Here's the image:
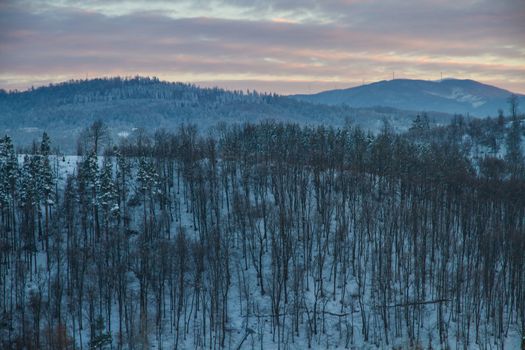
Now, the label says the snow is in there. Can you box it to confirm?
[426,87,486,108]
[7,142,524,349]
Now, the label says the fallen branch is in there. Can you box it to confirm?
[385,299,450,308]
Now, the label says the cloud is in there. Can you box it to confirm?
[0,0,524,94]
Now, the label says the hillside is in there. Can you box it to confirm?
[0,121,523,349]
[292,78,522,117]
[0,77,454,151]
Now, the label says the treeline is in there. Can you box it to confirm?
[0,76,283,106]
[0,118,524,349]
[0,76,361,149]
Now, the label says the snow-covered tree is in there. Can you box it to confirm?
[38,132,55,205]
[0,135,18,208]
[136,157,159,238]
[81,150,101,238]
[98,157,119,236]
[0,135,19,246]
[504,94,523,178]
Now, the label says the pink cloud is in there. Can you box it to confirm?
[0,1,524,93]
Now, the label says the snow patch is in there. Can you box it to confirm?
[425,87,486,108]
[19,127,40,132]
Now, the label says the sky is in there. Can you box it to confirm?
[0,0,524,94]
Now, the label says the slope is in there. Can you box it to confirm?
[292,78,522,117]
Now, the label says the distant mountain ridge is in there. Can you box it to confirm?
[292,78,523,117]
[0,76,456,151]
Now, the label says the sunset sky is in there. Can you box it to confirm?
[1,0,524,94]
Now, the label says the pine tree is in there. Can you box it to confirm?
[505,95,523,178]
[98,157,119,237]
[409,113,430,133]
[35,132,56,269]
[505,117,523,178]
[19,156,38,254]
[115,149,131,228]
[39,132,55,206]
[19,156,34,205]
[0,135,19,248]
[0,136,10,209]
[82,151,101,239]
[136,157,159,238]
[0,135,18,203]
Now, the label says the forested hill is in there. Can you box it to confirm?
[292,78,523,117]
[0,121,523,349]
[0,76,454,151]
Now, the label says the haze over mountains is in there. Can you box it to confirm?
[293,78,522,117]
[0,76,520,151]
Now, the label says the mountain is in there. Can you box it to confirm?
[292,78,522,117]
[0,77,454,152]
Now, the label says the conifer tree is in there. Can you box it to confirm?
[99,157,119,237]
[82,151,101,239]
[35,132,56,267]
[505,96,523,178]
[0,135,19,248]
[137,157,159,238]
[19,155,38,255]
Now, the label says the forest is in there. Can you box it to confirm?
[0,108,524,349]
[0,77,454,152]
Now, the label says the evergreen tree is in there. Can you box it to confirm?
[505,94,523,178]
[82,150,101,238]
[136,157,159,237]
[98,157,119,236]
[38,132,55,206]
[137,157,159,196]
[0,135,18,204]
[115,148,131,228]
[505,117,523,178]
[18,156,36,208]
[409,113,430,133]
[35,133,56,268]
[0,135,19,247]
[18,155,39,260]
